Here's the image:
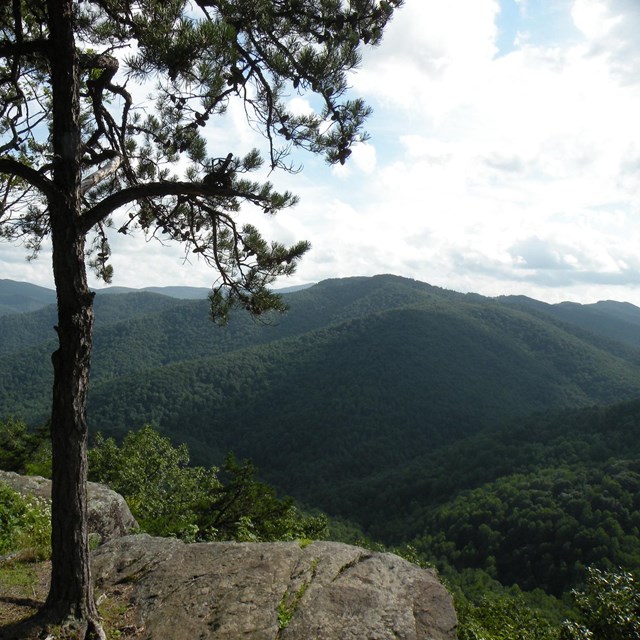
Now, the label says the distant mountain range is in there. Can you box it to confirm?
[0,279,214,315]
[0,279,57,315]
[0,279,316,316]
[2,273,640,509]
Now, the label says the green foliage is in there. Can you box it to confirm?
[6,274,640,443]
[447,567,572,640]
[89,425,219,539]
[0,483,51,561]
[0,417,50,476]
[443,567,571,627]
[457,593,560,640]
[412,462,640,595]
[88,425,326,543]
[24,436,52,478]
[200,453,327,542]
[560,567,640,640]
[76,282,640,531]
[4,276,640,625]
[0,417,33,472]
[277,558,319,631]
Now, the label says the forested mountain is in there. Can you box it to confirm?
[408,400,640,598]
[2,275,640,510]
[2,274,640,607]
[2,276,640,430]
[0,279,212,316]
[500,294,640,351]
[0,279,57,315]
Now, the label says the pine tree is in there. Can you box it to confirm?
[0,0,401,636]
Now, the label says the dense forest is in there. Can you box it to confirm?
[1,275,639,636]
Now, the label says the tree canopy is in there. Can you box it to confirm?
[0,0,401,315]
[0,0,402,635]
[88,425,327,542]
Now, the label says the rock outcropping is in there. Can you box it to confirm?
[1,473,457,638]
[0,470,137,544]
[92,534,458,640]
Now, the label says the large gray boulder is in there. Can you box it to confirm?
[0,470,137,544]
[92,534,457,640]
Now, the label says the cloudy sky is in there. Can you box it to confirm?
[3,0,640,305]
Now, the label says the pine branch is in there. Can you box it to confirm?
[80,155,123,194]
[79,180,260,232]
[0,157,58,200]
[0,38,50,58]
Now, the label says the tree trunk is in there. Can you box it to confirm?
[42,1,104,636]
[45,230,99,630]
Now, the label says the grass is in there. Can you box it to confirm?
[0,559,50,636]
[0,558,143,639]
[0,482,141,638]
[276,557,320,631]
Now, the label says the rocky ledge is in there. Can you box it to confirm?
[92,534,458,640]
[0,472,457,639]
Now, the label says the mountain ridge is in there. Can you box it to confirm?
[3,274,640,526]
[3,274,640,603]
[0,279,57,315]
[0,278,316,316]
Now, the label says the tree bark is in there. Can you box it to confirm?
[45,228,99,629]
[42,1,104,636]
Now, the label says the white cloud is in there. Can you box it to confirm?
[352,0,500,117]
[302,0,640,303]
[572,0,622,39]
[8,0,640,307]
[287,96,315,117]
[1,241,57,289]
[570,0,640,81]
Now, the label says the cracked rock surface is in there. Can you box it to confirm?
[92,534,457,640]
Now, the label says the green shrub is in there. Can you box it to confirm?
[457,593,560,640]
[0,482,51,561]
[0,417,52,478]
[88,425,327,543]
[560,567,640,640]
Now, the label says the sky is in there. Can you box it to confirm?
[3,0,640,305]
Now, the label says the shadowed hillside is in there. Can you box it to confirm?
[3,275,640,523]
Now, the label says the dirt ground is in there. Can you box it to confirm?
[0,559,143,640]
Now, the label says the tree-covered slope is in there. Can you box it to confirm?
[404,400,640,596]
[77,289,640,520]
[0,290,188,357]
[3,275,640,474]
[0,291,196,419]
[0,275,463,419]
[3,274,640,605]
[500,295,640,351]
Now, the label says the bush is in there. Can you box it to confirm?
[0,482,51,561]
[0,417,51,477]
[88,425,327,542]
[456,593,560,640]
[560,567,640,640]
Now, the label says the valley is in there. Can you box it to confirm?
[1,274,639,625]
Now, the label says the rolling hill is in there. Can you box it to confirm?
[2,275,640,526]
[0,279,57,315]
